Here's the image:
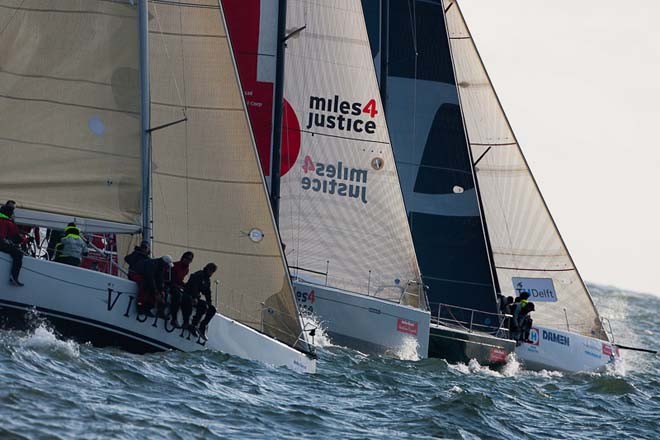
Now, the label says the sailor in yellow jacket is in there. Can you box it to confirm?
[54,223,88,267]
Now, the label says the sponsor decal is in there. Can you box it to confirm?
[488,348,508,363]
[301,156,369,204]
[542,329,570,346]
[584,350,602,359]
[397,318,418,336]
[295,289,315,314]
[306,95,378,134]
[512,277,558,302]
[602,343,619,357]
[528,327,540,346]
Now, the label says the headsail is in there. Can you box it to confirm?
[277,0,423,303]
[444,0,606,339]
[361,0,499,315]
[148,0,307,348]
[0,0,141,226]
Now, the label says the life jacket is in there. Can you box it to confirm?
[56,227,87,259]
[0,212,19,242]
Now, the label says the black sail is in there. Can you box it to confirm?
[363,0,499,318]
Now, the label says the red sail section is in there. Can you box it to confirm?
[223,0,300,177]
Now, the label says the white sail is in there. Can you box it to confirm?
[0,1,141,226]
[280,0,422,302]
[444,0,606,339]
[148,0,306,348]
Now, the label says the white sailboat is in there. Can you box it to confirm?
[0,0,315,373]
[442,0,620,372]
[223,0,431,358]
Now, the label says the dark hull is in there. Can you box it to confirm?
[428,324,515,367]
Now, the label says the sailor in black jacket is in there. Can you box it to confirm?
[182,263,217,339]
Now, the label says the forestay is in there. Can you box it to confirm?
[0,0,141,226]
[148,0,306,348]
[443,0,606,339]
[281,0,422,302]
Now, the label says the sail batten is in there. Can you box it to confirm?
[444,0,606,340]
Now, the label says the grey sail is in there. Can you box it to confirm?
[443,0,606,339]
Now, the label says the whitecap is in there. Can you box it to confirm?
[20,324,79,358]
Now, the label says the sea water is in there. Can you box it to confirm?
[0,284,657,439]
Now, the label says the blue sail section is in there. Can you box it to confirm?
[362,0,499,316]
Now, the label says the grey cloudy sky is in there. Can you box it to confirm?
[458,0,660,295]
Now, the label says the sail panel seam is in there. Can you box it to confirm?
[0,136,139,159]
[153,239,281,258]
[153,170,261,185]
[496,266,576,273]
[296,129,389,145]
[0,94,139,116]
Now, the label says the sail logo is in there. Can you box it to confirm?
[512,277,558,302]
[305,95,378,134]
[301,155,368,204]
[528,328,540,346]
[542,329,570,346]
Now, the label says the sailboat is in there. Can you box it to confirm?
[0,0,315,373]
[222,0,432,358]
[441,0,619,372]
[361,0,515,366]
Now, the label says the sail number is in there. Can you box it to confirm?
[296,289,315,314]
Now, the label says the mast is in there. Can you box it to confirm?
[138,0,152,249]
[270,0,288,227]
[379,0,389,108]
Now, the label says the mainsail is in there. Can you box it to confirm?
[443,0,606,339]
[0,0,141,226]
[362,0,499,315]
[274,0,423,302]
[148,0,306,347]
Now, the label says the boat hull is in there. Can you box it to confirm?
[428,323,515,367]
[293,279,430,358]
[0,255,315,373]
[515,325,620,373]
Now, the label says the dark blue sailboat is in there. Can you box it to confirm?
[363,0,514,366]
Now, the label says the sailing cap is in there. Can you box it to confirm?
[162,255,174,267]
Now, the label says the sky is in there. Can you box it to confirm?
[457,0,660,295]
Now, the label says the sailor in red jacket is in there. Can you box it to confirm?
[167,251,194,328]
[0,200,24,286]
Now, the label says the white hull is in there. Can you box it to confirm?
[515,325,620,373]
[293,278,430,358]
[0,255,315,373]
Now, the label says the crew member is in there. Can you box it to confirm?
[182,263,217,339]
[0,201,23,286]
[136,255,173,316]
[167,251,194,328]
[54,223,88,266]
[125,240,150,281]
[511,301,535,344]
